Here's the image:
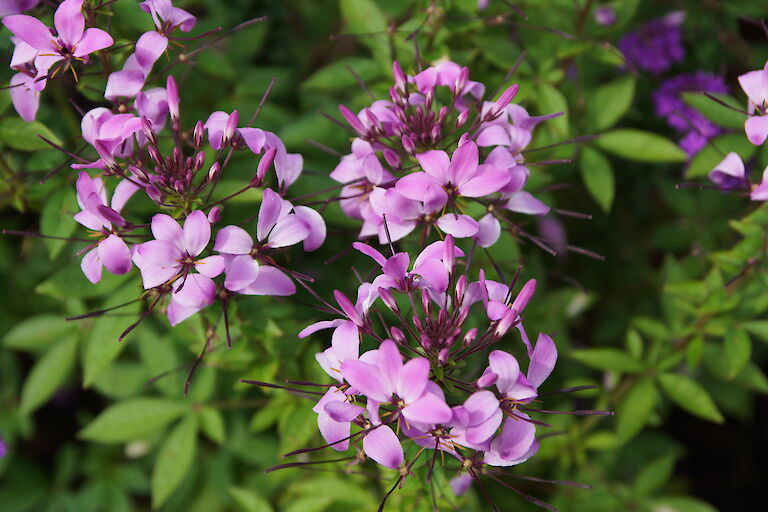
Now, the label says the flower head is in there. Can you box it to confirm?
[618,12,685,74]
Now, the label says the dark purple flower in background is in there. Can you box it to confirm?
[0,435,7,458]
[594,6,616,27]
[618,12,685,74]
[653,71,729,155]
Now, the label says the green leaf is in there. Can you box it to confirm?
[742,320,768,344]
[571,348,645,373]
[537,83,569,136]
[723,329,751,379]
[681,92,746,130]
[634,455,676,497]
[3,314,76,352]
[650,496,719,512]
[588,75,635,130]
[79,399,189,443]
[657,373,724,423]
[199,406,225,444]
[579,147,614,212]
[616,377,658,442]
[339,0,390,63]
[151,415,198,509]
[40,187,78,259]
[303,58,380,91]
[686,134,757,178]
[595,129,687,163]
[228,487,274,512]
[0,118,62,151]
[19,336,78,414]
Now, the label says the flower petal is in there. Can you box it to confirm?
[267,215,310,248]
[98,234,132,275]
[3,15,56,51]
[238,266,295,296]
[293,205,326,251]
[459,165,511,197]
[528,333,557,388]
[9,73,40,122]
[257,188,283,242]
[172,273,216,308]
[340,360,390,402]
[73,28,113,57]
[745,115,768,146]
[195,255,225,278]
[223,254,259,291]
[214,225,253,255]
[136,239,180,268]
[396,357,429,404]
[449,140,479,186]
[488,350,521,395]
[80,248,102,283]
[402,392,452,425]
[54,0,84,46]
[151,214,184,247]
[183,210,210,256]
[415,150,450,183]
[363,425,403,469]
[505,191,550,215]
[436,213,479,238]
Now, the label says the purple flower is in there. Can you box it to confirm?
[0,435,8,458]
[738,61,768,146]
[3,0,113,73]
[341,339,453,426]
[618,12,685,74]
[132,211,224,325]
[140,0,196,35]
[594,6,616,26]
[708,152,747,190]
[73,172,139,283]
[312,386,364,452]
[652,72,729,155]
[72,108,143,169]
[105,31,168,100]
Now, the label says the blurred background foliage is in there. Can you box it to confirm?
[1,0,767,510]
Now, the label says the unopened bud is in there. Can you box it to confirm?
[338,104,367,137]
[425,88,434,110]
[166,76,180,123]
[208,161,221,182]
[454,274,467,305]
[438,348,450,365]
[437,106,449,124]
[193,120,204,149]
[194,151,206,171]
[401,135,416,155]
[364,109,380,131]
[454,306,469,327]
[454,67,469,97]
[487,84,519,121]
[253,147,277,186]
[392,61,407,95]
[456,108,469,128]
[383,149,401,169]
[145,184,162,203]
[430,124,441,142]
[391,326,406,345]
[207,206,221,224]
[223,110,239,146]
[494,308,518,339]
[421,289,432,316]
[509,279,536,316]
[147,145,163,166]
[141,116,157,145]
[462,327,478,347]
[334,290,364,327]
[443,234,455,272]
[378,287,399,313]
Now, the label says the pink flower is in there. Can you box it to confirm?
[3,0,113,72]
[0,0,39,17]
[73,172,139,283]
[105,31,168,100]
[72,108,143,169]
[140,0,196,35]
[738,61,768,145]
[312,386,364,452]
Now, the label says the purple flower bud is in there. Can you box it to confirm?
[421,289,432,316]
[334,290,364,327]
[193,120,204,149]
[494,308,518,339]
[395,106,407,124]
[412,315,424,334]
[194,151,206,171]
[141,116,157,145]
[208,161,221,182]
[383,149,401,169]
[437,106,449,124]
[148,145,163,166]
[167,76,180,122]
[425,88,434,110]
[253,147,277,186]
[173,179,185,194]
[224,110,239,146]
[454,274,467,305]
[510,279,536,315]
[438,348,450,365]
[420,334,432,351]
[378,287,399,313]
[207,206,221,224]
[391,326,406,345]
[172,146,183,164]
[97,205,127,227]
[443,234,455,272]
[128,165,148,182]
[456,109,469,128]
[454,67,469,96]
[339,104,367,137]
[487,84,519,120]
[463,327,478,347]
[401,135,416,155]
[430,124,441,142]
[393,61,407,94]
[364,109,381,131]
[454,306,469,327]
[389,86,399,104]
[145,184,163,203]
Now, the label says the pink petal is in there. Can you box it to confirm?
[54,0,84,46]
[324,400,364,423]
[267,215,310,248]
[299,319,344,338]
[488,350,520,395]
[3,15,56,52]
[137,239,180,268]
[80,248,102,283]
[528,333,557,388]
[476,124,511,147]
[151,214,183,247]
[132,249,178,289]
[395,172,444,203]
[237,266,295,296]
[436,213,479,238]
[466,407,503,445]
[224,254,259,291]
[183,210,211,256]
[172,273,216,308]
[494,415,537,462]
[195,255,225,279]
[133,30,167,70]
[352,242,387,267]
[167,297,202,326]
[376,339,402,395]
[293,206,326,251]
[476,213,500,248]
[97,234,132,275]
[411,259,449,293]
[396,358,429,404]
[402,392,452,425]
[257,188,283,242]
[317,410,352,452]
[448,140,479,186]
[415,151,450,183]
[738,66,768,109]
[73,28,112,58]
[9,73,40,122]
[331,320,360,362]
[340,360,391,402]
[214,225,253,255]
[459,165,511,197]
[462,390,501,425]
[363,426,403,469]
[110,179,140,213]
[450,474,474,496]
[505,191,550,215]
[745,115,768,146]
[105,69,146,100]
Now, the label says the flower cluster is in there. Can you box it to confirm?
[332,60,559,248]
[653,72,729,155]
[3,0,113,120]
[618,12,685,74]
[708,59,768,199]
[261,236,568,507]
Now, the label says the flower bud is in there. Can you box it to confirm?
[401,135,416,155]
[462,327,478,347]
[438,348,450,365]
[383,149,401,169]
[193,120,204,149]
[334,290,364,327]
[338,104,367,137]
[207,206,221,224]
[364,109,380,132]
[147,145,163,166]
[223,110,239,146]
[208,161,221,182]
[420,289,432,316]
[455,108,469,128]
[166,76,180,123]
[454,274,467,306]
[486,84,519,121]
[425,88,434,110]
[392,61,407,95]
[494,308,518,339]
[437,106,449,124]
[253,147,277,186]
[194,151,206,171]
[454,67,469,97]
[430,124,441,142]
[443,234,455,272]
[128,165,148,182]
[510,279,536,316]
[391,326,406,345]
[141,116,157,145]
[378,287,399,313]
